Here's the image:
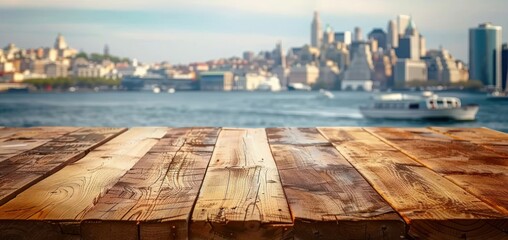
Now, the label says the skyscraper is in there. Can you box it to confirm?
[469,23,502,88]
[354,27,363,41]
[502,43,508,91]
[387,20,398,49]
[311,11,322,48]
[397,17,420,60]
[368,28,387,51]
[397,15,411,36]
[334,31,352,45]
[341,43,374,91]
[323,25,335,45]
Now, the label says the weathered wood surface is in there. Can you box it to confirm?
[191,128,293,239]
[367,127,508,216]
[0,127,506,240]
[0,127,77,163]
[0,127,126,206]
[0,128,166,223]
[267,128,405,240]
[83,127,220,240]
[318,127,508,240]
[431,127,508,155]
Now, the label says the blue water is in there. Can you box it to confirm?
[0,91,507,132]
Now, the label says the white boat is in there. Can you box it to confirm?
[152,87,161,94]
[487,91,508,101]
[168,88,176,94]
[360,92,479,121]
[319,89,334,99]
[288,83,311,91]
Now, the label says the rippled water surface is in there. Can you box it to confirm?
[1,91,507,132]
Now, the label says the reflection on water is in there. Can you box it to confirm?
[0,91,506,132]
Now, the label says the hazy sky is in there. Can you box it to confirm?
[1,0,507,64]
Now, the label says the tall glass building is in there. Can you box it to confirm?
[469,23,502,89]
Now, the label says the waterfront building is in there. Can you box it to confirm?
[273,42,286,67]
[354,27,363,42]
[396,17,420,60]
[318,61,340,89]
[53,34,77,59]
[199,71,234,91]
[75,64,109,78]
[372,53,392,89]
[116,65,149,78]
[243,51,255,62]
[321,42,350,71]
[424,48,462,83]
[368,28,387,51]
[393,59,428,85]
[272,65,289,88]
[311,11,322,48]
[235,73,265,91]
[30,59,49,75]
[288,64,319,86]
[323,25,335,45]
[334,31,352,45]
[45,62,69,78]
[341,43,373,91]
[387,20,399,49]
[456,60,470,82]
[502,43,508,91]
[44,48,58,62]
[469,23,502,89]
[397,15,411,36]
[297,45,320,64]
[420,35,427,57]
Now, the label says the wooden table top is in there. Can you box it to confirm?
[0,127,506,240]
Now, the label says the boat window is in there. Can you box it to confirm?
[437,100,444,104]
[446,100,453,106]
[409,103,419,109]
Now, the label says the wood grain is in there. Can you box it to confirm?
[191,128,292,239]
[318,127,508,240]
[0,127,78,163]
[268,128,405,239]
[430,127,508,156]
[82,127,220,240]
[266,127,330,145]
[0,127,167,222]
[367,127,508,216]
[0,127,126,206]
[0,220,80,240]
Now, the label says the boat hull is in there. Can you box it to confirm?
[360,105,479,121]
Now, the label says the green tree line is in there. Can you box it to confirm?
[75,52,130,64]
[24,77,120,89]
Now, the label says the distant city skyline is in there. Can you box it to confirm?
[1,0,507,64]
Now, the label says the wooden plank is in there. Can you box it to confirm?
[0,127,126,206]
[267,128,405,239]
[266,127,330,145]
[430,127,508,156]
[367,127,508,215]
[0,127,167,223]
[190,128,292,239]
[0,127,78,163]
[318,127,508,240]
[82,127,220,240]
[0,220,80,240]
